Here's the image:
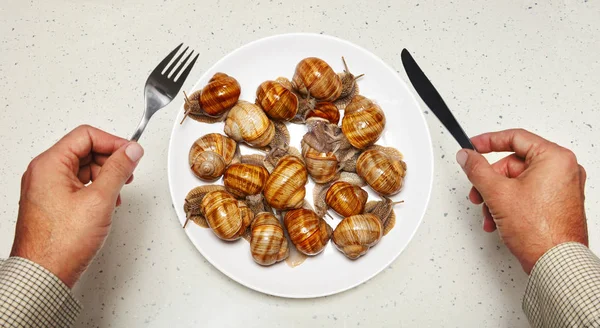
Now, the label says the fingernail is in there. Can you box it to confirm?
[456,150,468,168]
[125,142,144,162]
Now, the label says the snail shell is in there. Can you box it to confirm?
[224,100,275,148]
[200,73,241,117]
[263,155,307,210]
[305,102,340,125]
[332,214,383,259]
[189,133,239,181]
[325,181,368,217]
[341,95,386,149]
[256,80,299,121]
[284,208,332,256]
[301,141,340,184]
[356,147,407,196]
[292,57,342,102]
[250,212,289,266]
[223,163,270,198]
[200,190,252,241]
[183,185,226,228]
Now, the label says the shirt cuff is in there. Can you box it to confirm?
[0,257,81,327]
[523,242,600,328]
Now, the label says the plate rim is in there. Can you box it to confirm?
[167,32,434,298]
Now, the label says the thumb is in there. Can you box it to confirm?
[456,149,503,197]
[92,142,144,199]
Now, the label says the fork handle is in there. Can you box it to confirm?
[130,114,150,142]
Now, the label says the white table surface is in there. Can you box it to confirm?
[1,1,599,327]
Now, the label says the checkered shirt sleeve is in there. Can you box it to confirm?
[0,257,81,327]
[523,242,600,327]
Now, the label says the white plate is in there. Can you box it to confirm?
[168,33,433,298]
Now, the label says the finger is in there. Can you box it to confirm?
[490,154,527,179]
[91,142,144,200]
[456,149,505,198]
[77,165,92,184]
[469,187,484,204]
[125,174,134,184]
[471,129,552,160]
[482,204,497,232]
[116,194,122,207]
[579,165,587,191]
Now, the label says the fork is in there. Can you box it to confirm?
[130,44,199,141]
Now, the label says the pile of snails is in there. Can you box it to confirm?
[181,57,407,267]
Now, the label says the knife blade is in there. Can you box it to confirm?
[401,49,475,150]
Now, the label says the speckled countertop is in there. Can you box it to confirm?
[1,1,599,327]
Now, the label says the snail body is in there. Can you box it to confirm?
[325,181,368,217]
[223,163,269,198]
[341,95,386,149]
[224,100,275,148]
[332,214,383,259]
[200,190,253,241]
[284,209,332,256]
[189,133,238,181]
[263,155,307,210]
[256,80,299,121]
[292,57,342,102]
[181,73,241,123]
[356,147,406,196]
[250,213,289,266]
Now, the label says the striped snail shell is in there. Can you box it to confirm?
[189,133,238,181]
[256,80,299,121]
[223,163,270,198]
[356,147,406,196]
[325,181,368,217]
[301,140,340,184]
[292,57,342,102]
[305,102,340,125]
[200,190,252,241]
[263,155,307,210]
[224,100,275,148]
[284,208,332,256]
[332,214,383,259]
[250,212,289,266]
[200,73,241,117]
[341,95,386,149]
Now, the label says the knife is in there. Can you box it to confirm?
[401,49,475,150]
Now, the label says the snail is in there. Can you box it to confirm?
[183,185,226,228]
[292,57,342,102]
[284,208,332,256]
[334,57,364,111]
[223,163,270,198]
[263,155,307,210]
[256,80,299,121]
[341,95,386,149]
[325,181,368,217]
[301,139,339,184]
[189,133,239,181]
[305,102,340,125]
[332,214,383,259]
[365,197,404,236]
[357,146,406,196]
[200,190,253,241]
[250,212,289,266]
[181,73,241,123]
[224,100,275,148]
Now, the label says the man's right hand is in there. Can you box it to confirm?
[456,129,588,274]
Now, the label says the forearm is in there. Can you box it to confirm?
[0,257,81,327]
[523,242,600,327]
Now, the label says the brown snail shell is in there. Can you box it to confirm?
[200,73,241,117]
[256,80,299,121]
[292,57,342,102]
[305,102,340,125]
[341,95,386,149]
[332,214,383,259]
[250,212,289,266]
[284,208,332,256]
[263,155,307,210]
[200,190,252,241]
[223,163,270,198]
[224,100,275,148]
[183,185,226,228]
[301,140,339,184]
[189,133,239,181]
[325,181,368,217]
[356,147,407,196]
